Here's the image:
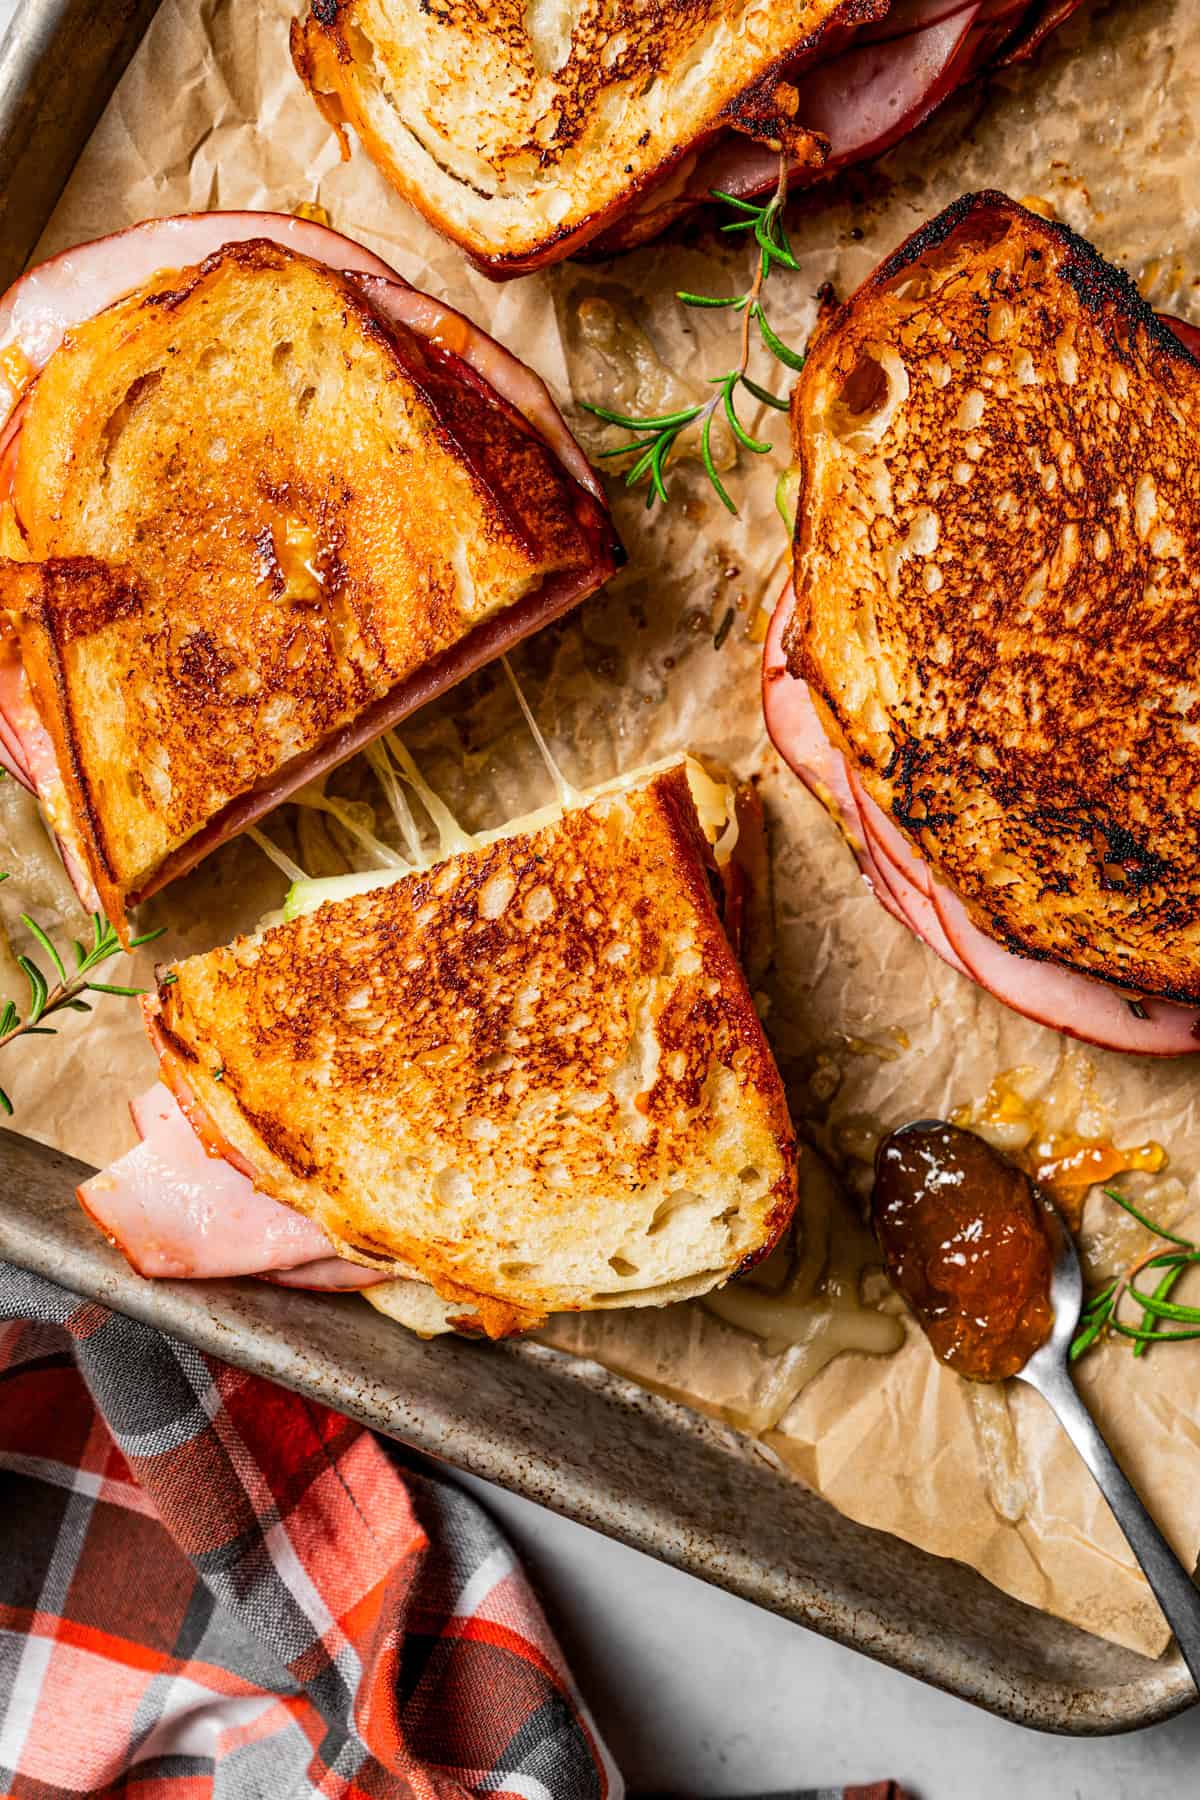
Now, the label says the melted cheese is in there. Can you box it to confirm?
[967,1382,1028,1524]
[282,752,738,923]
[700,1152,905,1434]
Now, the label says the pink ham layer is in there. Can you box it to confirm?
[0,631,101,911]
[77,1082,390,1288]
[763,585,1200,1056]
[0,210,617,907]
[590,0,1084,252]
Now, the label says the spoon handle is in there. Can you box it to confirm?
[1022,1359,1200,1687]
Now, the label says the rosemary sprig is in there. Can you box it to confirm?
[1070,1187,1200,1362]
[581,155,804,515]
[0,892,163,1116]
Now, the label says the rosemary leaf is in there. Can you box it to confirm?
[648,435,671,508]
[677,292,745,309]
[85,980,147,998]
[18,956,48,1025]
[1102,1185,1195,1250]
[0,1086,11,1117]
[754,203,799,273]
[753,305,806,372]
[708,189,761,213]
[1109,1319,1200,1344]
[1124,1284,1200,1325]
[700,409,736,515]
[722,381,772,456]
[1069,1315,1106,1362]
[129,925,167,950]
[20,914,66,983]
[581,401,701,431]
[623,439,661,489]
[741,375,790,411]
[1133,1263,1186,1358]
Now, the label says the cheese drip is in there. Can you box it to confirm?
[702,1154,905,1435]
[273,665,739,923]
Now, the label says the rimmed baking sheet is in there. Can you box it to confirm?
[2,1128,1193,1734]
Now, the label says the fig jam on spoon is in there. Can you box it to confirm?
[873,1121,1054,1381]
[873,1120,1200,1688]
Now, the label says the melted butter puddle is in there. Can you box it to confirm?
[702,1154,905,1436]
[257,513,325,605]
[967,1384,1029,1524]
[950,1057,1166,1230]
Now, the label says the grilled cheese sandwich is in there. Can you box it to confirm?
[766,192,1200,1054]
[291,0,1087,276]
[80,759,797,1335]
[0,215,620,935]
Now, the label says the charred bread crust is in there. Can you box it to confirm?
[789,192,1200,1001]
[151,765,798,1328]
[0,557,138,929]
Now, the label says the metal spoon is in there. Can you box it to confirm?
[1022,1186,1200,1687]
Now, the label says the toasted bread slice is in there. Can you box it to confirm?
[0,239,611,930]
[788,192,1200,1004]
[290,0,864,276]
[147,763,797,1332]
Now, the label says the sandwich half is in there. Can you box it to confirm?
[79,758,797,1337]
[291,0,1086,277]
[0,212,620,935]
[766,191,1200,1055]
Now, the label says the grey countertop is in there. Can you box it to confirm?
[466,1470,1200,1796]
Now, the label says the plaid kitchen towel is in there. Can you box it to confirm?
[0,1263,623,1800]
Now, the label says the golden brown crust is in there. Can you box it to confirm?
[4,238,614,936]
[150,766,797,1331]
[0,559,144,928]
[290,0,881,275]
[788,191,1200,1002]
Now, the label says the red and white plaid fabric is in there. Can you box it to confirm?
[0,1264,622,1799]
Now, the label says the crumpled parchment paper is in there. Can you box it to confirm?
[6,0,1199,1659]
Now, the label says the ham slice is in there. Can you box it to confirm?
[261,1259,396,1291]
[997,0,1085,64]
[848,765,970,974]
[79,1083,389,1286]
[787,3,982,176]
[0,638,61,798]
[762,587,908,928]
[1161,313,1200,361]
[928,883,1200,1056]
[0,646,35,794]
[0,633,100,909]
[0,395,26,500]
[762,584,1200,1054]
